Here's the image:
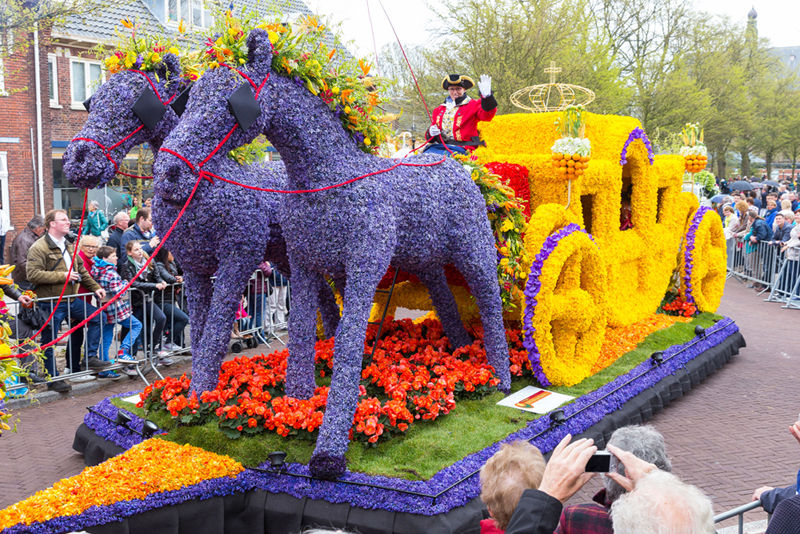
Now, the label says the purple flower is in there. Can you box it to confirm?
[620,127,654,166]
[683,207,710,306]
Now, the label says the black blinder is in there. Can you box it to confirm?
[132,86,167,131]
[228,83,261,131]
[83,96,92,112]
[169,82,193,117]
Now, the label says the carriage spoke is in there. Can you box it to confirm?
[550,288,596,331]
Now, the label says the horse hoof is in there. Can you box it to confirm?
[309,452,347,479]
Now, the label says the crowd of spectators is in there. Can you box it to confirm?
[718,185,800,294]
[3,201,288,392]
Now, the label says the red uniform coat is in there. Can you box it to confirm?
[426,94,498,150]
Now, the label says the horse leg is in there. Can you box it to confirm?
[284,265,319,399]
[414,268,471,348]
[452,249,511,392]
[190,263,255,393]
[182,270,212,356]
[309,264,386,479]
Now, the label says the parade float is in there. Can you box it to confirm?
[0,13,744,534]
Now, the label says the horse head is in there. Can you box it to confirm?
[155,29,274,201]
[63,53,186,190]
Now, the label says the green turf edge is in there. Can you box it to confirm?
[112,312,722,479]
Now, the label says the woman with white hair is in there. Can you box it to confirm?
[85,199,108,238]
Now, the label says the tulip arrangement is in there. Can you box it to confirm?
[680,123,708,173]
[551,105,591,179]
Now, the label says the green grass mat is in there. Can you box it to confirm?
[113,313,721,479]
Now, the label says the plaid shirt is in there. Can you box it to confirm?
[555,490,613,534]
[90,261,132,324]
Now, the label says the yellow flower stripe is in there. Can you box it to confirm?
[0,438,244,529]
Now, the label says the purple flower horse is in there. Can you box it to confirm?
[157,30,511,479]
[62,54,339,393]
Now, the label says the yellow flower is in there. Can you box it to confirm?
[344,106,352,114]
[500,258,510,266]
[500,219,515,232]
[238,58,246,64]
[364,137,371,146]
[331,86,340,95]
[120,18,134,29]
[149,52,161,63]
[209,61,219,69]
[178,19,186,34]
[168,46,180,55]
[267,30,279,44]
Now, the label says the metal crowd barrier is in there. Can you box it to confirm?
[713,500,769,534]
[726,234,800,306]
[4,266,292,395]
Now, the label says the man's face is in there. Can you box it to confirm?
[118,214,130,230]
[139,215,152,232]
[775,215,785,227]
[49,212,71,238]
[448,86,465,100]
[33,226,45,236]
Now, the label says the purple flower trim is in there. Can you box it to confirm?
[2,472,252,534]
[68,317,737,522]
[683,207,710,307]
[521,223,591,386]
[83,391,164,450]
[619,127,654,166]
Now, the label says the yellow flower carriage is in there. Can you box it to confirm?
[370,111,726,387]
[473,111,726,385]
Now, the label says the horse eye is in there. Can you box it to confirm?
[132,86,166,131]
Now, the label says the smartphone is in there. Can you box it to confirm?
[585,450,611,472]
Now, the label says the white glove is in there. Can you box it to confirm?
[478,74,492,97]
[429,125,441,137]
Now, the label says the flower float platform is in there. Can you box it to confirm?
[3,314,744,534]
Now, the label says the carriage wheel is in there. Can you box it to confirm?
[522,223,607,387]
[681,207,726,312]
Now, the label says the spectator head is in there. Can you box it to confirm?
[44,209,70,239]
[79,235,100,257]
[27,215,45,236]
[722,205,734,215]
[480,440,546,530]
[782,199,793,211]
[795,209,800,224]
[767,199,777,210]
[603,425,672,504]
[96,245,118,265]
[96,245,115,259]
[134,207,152,232]
[88,200,100,211]
[767,192,778,202]
[775,213,786,228]
[113,210,130,230]
[735,201,748,216]
[125,240,145,261]
[611,470,714,534]
[747,208,760,220]
[144,197,152,207]
[746,197,755,206]
[154,246,174,265]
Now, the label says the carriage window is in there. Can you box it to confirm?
[656,187,668,224]
[581,194,594,235]
[619,174,633,231]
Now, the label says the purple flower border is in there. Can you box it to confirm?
[620,127,654,166]
[71,317,739,520]
[683,207,710,307]
[83,391,166,450]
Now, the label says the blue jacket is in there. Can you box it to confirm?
[85,210,108,237]
[760,485,796,514]
[764,207,779,229]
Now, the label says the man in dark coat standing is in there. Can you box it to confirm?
[10,215,45,289]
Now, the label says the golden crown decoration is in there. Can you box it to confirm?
[511,61,595,112]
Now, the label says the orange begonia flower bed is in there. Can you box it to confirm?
[591,314,689,373]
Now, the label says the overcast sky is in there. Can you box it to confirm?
[305,0,800,61]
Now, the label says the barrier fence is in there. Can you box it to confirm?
[713,500,769,534]
[726,235,800,306]
[4,268,291,395]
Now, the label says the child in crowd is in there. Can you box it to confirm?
[90,246,142,378]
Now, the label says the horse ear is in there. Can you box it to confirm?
[246,28,273,76]
[156,53,182,82]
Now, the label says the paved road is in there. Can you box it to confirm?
[1,279,797,529]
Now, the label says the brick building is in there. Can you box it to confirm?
[0,0,314,253]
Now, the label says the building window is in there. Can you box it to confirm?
[70,59,103,108]
[0,59,6,96]
[144,0,212,28]
[0,152,11,228]
[48,54,59,106]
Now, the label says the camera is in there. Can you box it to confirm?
[585,450,611,472]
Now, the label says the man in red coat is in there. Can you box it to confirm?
[425,73,497,155]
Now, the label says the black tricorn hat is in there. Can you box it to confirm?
[442,74,474,91]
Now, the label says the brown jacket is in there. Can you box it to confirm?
[26,234,100,299]
[10,227,40,284]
